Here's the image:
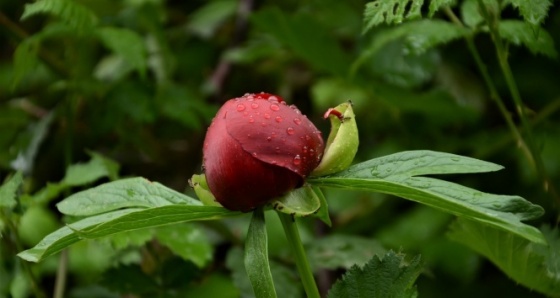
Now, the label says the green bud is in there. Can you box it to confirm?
[189,174,223,207]
[311,101,359,176]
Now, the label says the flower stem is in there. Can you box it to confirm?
[277,212,320,298]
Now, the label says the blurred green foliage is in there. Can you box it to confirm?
[1,0,559,297]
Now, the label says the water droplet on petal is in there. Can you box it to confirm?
[251,103,259,109]
[275,116,283,123]
[236,104,246,111]
[270,104,280,111]
[293,155,301,165]
[248,117,254,123]
[302,146,308,153]
[267,136,272,141]
[275,147,281,153]
[286,127,295,135]
[268,96,279,102]
[293,118,301,125]
[264,113,271,119]
[252,152,258,157]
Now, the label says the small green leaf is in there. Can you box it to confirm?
[328,251,422,298]
[96,27,147,76]
[11,40,40,90]
[62,151,120,186]
[245,208,277,298]
[21,0,98,32]
[187,0,238,38]
[363,0,424,33]
[448,219,560,296]
[307,235,386,270]
[57,177,201,217]
[271,185,320,217]
[308,150,545,244]
[18,205,241,262]
[428,0,456,17]
[312,102,359,177]
[508,0,553,26]
[155,224,213,268]
[498,20,557,58]
[461,0,484,28]
[0,172,23,208]
[311,186,332,227]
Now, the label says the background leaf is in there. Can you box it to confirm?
[448,219,560,296]
[328,250,422,298]
[508,0,553,26]
[0,172,22,208]
[155,224,213,268]
[21,0,98,32]
[498,20,557,58]
[96,27,147,76]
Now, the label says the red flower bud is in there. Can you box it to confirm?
[203,93,324,211]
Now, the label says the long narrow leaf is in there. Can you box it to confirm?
[18,205,241,262]
[308,151,545,244]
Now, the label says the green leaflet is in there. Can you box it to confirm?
[21,0,98,32]
[508,0,553,26]
[498,20,557,58]
[328,251,422,298]
[308,150,545,244]
[0,172,23,208]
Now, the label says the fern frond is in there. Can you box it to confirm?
[508,0,553,26]
[21,0,98,32]
[498,21,557,58]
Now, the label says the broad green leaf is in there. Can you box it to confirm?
[448,219,560,296]
[271,185,320,217]
[244,208,277,298]
[0,172,23,208]
[251,7,351,75]
[354,20,469,73]
[363,0,423,32]
[21,0,98,32]
[57,177,201,216]
[308,150,545,244]
[328,251,422,298]
[428,0,456,17]
[96,27,147,76]
[18,205,241,262]
[508,0,553,26]
[307,235,386,271]
[498,20,557,58]
[155,224,213,268]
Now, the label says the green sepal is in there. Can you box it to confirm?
[312,101,359,176]
[189,174,223,207]
[270,185,320,217]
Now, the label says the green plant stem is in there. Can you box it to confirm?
[277,212,320,298]
[53,250,68,298]
[444,6,560,212]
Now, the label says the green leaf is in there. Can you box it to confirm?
[428,0,456,17]
[57,177,201,217]
[498,20,557,58]
[448,219,560,296]
[155,224,213,268]
[96,27,147,76]
[307,235,386,271]
[251,7,351,75]
[187,0,238,38]
[308,150,545,244]
[311,186,332,227]
[508,0,553,26]
[461,0,484,28]
[11,40,40,90]
[62,151,120,186]
[363,0,423,32]
[244,208,277,298]
[0,172,23,208]
[354,19,469,73]
[271,185,320,217]
[21,0,98,32]
[328,251,422,298]
[18,205,241,262]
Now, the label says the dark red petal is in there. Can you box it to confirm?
[203,104,301,212]
[224,94,324,178]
